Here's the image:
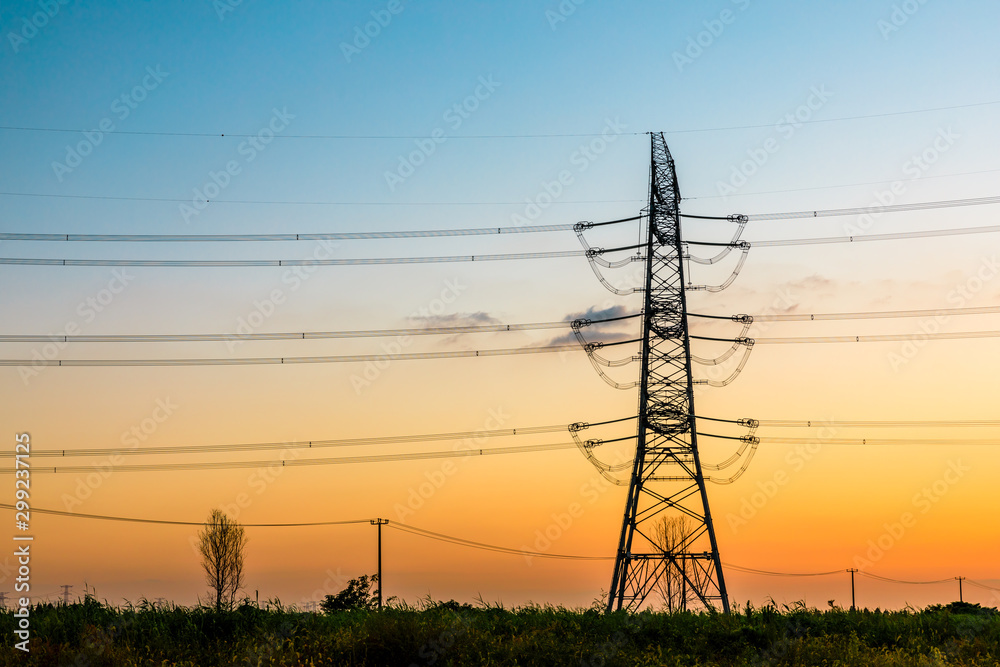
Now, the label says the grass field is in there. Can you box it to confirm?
[2,597,998,666]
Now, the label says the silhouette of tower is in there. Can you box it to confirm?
[607,133,729,613]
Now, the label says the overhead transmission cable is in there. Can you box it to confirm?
[740,195,1000,221]
[5,204,1000,268]
[0,422,579,459]
[0,441,594,474]
[0,216,642,243]
[0,191,641,206]
[753,330,1000,344]
[0,313,641,345]
[3,98,995,139]
[690,304,1000,323]
[755,418,1000,428]
[8,304,996,346]
[0,343,602,367]
[3,502,998,585]
[0,250,589,268]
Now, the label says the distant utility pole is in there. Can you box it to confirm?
[956,576,965,603]
[371,518,388,609]
[848,568,858,611]
[61,584,73,606]
[0,592,7,608]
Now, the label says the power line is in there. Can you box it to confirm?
[0,191,642,206]
[6,215,1000,269]
[0,215,642,243]
[724,564,844,577]
[756,418,1000,428]
[10,302,998,345]
[0,441,587,474]
[0,250,587,267]
[3,501,996,589]
[388,524,612,561]
[759,437,1000,446]
[4,414,994,462]
[753,330,1000,344]
[858,572,955,586]
[0,503,369,527]
[743,195,1000,222]
[0,343,595,367]
[3,99,994,139]
[0,313,642,345]
[745,223,1000,247]
[0,422,579,459]
[0,126,646,140]
[9,305,991,347]
[666,100,1000,133]
[749,305,1000,322]
[685,168,1000,200]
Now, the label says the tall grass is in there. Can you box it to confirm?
[1,597,997,666]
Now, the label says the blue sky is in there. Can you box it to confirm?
[1,1,999,608]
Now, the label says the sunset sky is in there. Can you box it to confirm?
[1,1,998,611]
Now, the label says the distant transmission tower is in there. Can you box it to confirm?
[607,133,729,613]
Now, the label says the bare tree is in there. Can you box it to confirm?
[197,509,247,611]
[652,515,708,612]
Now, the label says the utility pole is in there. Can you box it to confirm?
[0,592,7,609]
[607,133,730,613]
[371,518,388,609]
[956,576,965,603]
[61,584,73,606]
[847,569,858,611]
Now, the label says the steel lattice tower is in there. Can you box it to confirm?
[607,133,729,613]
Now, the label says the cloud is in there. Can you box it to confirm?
[406,311,501,328]
[563,304,631,323]
[405,311,504,345]
[545,304,639,346]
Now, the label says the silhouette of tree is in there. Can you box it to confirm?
[197,508,247,611]
[321,575,379,613]
[652,515,709,612]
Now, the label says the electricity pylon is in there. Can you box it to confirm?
[607,133,729,613]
